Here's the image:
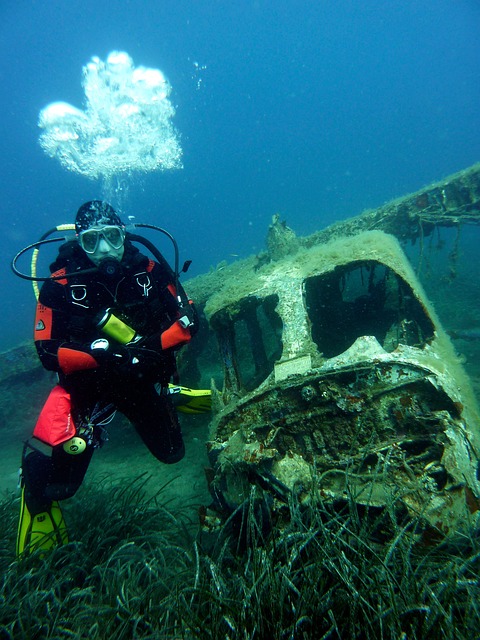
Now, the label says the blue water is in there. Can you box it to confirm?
[1,0,479,350]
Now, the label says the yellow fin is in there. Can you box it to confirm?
[16,487,68,556]
[168,384,212,414]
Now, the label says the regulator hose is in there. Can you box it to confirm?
[11,222,191,304]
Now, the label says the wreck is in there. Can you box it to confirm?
[184,163,480,538]
[2,163,480,539]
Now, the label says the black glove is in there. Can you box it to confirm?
[178,302,198,333]
[89,338,131,367]
[130,343,176,381]
[126,344,165,368]
[91,338,170,379]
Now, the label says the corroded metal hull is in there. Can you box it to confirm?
[201,230,480,537]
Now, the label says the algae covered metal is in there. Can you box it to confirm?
[199,227,480,537]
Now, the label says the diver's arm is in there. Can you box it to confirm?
[33,280,121,374]
[35,309,128,375]
[144,263,198,351]
[34,284,70,371]
[33,301,97,374]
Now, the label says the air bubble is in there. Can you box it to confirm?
[38,51,182,181]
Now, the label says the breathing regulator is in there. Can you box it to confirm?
[11,222,193,331]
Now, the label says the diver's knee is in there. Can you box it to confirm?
[160,442,185,464]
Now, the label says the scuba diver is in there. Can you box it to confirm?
[14,200,207,555]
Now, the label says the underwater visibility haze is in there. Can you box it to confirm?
[1,0,479,349]
[1,3,480,637]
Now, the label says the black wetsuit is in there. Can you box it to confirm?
[24,240,196,511]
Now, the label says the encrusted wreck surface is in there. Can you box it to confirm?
[180,164,480,539]
[196,229,480,538]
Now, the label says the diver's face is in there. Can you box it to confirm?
[78,226,125,266]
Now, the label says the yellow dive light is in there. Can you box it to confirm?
[97,310,139,344]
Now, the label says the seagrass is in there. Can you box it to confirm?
[0,475,478,639]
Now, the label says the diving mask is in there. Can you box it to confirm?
[78,225,125,254]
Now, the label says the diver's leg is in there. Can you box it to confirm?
[24,442,94,503]
[17,382,96,555]
[17,440,95,556]
[115,384,185,464]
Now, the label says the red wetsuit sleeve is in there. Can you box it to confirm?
[155,280,196,350]
[34,295,100,374]
[57,346,100,375]
[160,321,192,350]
